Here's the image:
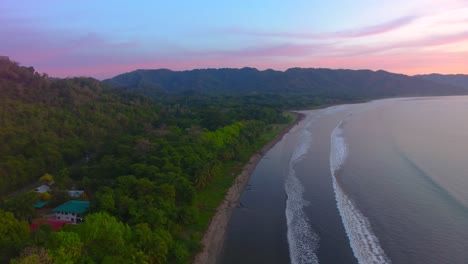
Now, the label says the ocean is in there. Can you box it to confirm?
[220,96,468,264]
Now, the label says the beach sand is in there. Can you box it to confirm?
[193,113,305,264]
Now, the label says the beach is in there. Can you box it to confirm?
[193,113,305,264]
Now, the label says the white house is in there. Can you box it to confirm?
[35,185,50,193]
[53,200,90,224]
[67,190,85,198]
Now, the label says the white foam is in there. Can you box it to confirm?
[285,118,320,264]
[330,122,391,264]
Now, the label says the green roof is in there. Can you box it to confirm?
[53,200,90,214]
[33,201,48,208]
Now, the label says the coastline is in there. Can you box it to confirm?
[193,112,305,264]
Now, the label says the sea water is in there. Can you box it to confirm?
[221,96,468,264]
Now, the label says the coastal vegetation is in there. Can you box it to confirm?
[0,58,299,263]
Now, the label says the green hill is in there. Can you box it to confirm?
[105,67,466,98]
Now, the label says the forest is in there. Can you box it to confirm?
[0,57,327,263]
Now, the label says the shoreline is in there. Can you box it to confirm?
[193,112,306,264]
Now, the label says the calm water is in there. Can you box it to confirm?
[220,96,468,264]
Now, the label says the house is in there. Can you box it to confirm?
[52,200,90,224]
[67,190,85,199]
[33,201,48,209]
[35,185,50,193]
[30,219,72,232]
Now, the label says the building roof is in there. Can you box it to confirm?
[33,201,48,208]
[53,200,90,214]
[30,219,72,232]
[67,190,84,198]
[35,185,50,193]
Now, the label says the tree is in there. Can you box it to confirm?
[93,187,115,213]
[39,192,51,202]
[39,173,54,186]
[133,223,172,263]
[48,190,68,208]
[30,224,52,247]
[10,247,54,264]
[78,212,134,262]
[0,209,29,261]
[48,231,83,263]
[0,192,38,221]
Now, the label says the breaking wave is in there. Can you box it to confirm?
[285,118,320,264]
[330,122,391,264]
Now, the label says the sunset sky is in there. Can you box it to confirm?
[2,0,468,79]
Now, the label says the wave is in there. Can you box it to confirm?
[330,122,391,264]
[285,119,320,264]
[398,151,468,214]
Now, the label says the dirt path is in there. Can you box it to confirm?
[193,113,305,264]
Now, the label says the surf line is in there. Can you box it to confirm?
[330,121,391,264]
[285,116,320,264]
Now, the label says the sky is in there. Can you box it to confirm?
[2,0,468,79]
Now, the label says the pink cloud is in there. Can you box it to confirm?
[337,31,468,57]
[224,15,417,39]
[404,31,468,47]
[182,43,330,58]
[327,16,417,38]
[276,51,468,75]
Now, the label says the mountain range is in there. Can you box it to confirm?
[415,74,468,90]
[105,68,468,99]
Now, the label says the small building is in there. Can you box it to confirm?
[67,190,85,199]
[35,185,50,193]
[53,200,90,224]
[33,201,48,209]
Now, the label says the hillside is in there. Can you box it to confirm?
[105,67,467,98]
[415,74,468,90]
[0,57,160,195]
[0,57,295,263]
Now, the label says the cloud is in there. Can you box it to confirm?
[182,43,331,59]
[301,51,468,75]
[223,15,417,40]
[334,16,417,38]
[334,30,468,57]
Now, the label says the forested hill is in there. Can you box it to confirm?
[0,57,298,263]
[104,67,467,98]
[416,73,468,90]
[0,57,160,195]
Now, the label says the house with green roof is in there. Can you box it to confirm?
[53,200,90,224]
[33,201,48,209]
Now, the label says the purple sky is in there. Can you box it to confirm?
[2,0,468,79]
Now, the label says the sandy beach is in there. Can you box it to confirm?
[193,113,305,264]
